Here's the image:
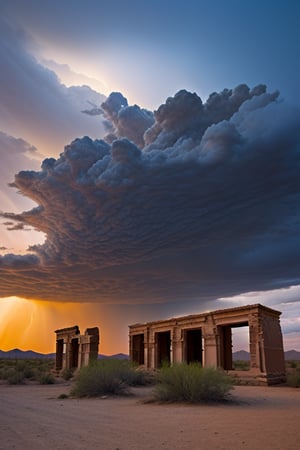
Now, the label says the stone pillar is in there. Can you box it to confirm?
[143,328,148,368]
[202,316,218,367]
[259,311,286,383]
[65,338,72,370]
[248,313,262,373]
[148,328,156,369]
[79,328,99,367]
[171,326,182,364]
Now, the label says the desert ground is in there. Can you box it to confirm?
[0,383,299,450]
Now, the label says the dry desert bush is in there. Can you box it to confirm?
[0,358,55,384]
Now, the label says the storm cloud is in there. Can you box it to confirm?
[0,84,300,304]
[0,17,105,157]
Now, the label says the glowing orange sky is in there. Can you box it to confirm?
[1,295,299,355]
[0,297,129,355]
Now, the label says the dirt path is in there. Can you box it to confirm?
[0,383,299,450]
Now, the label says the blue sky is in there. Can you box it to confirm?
[2,0,299,109]
[0,0,299,353]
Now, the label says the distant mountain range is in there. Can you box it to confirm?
[0,349,55,359]
[233,349,300,361]
[0,348,129,360]
[232,350,251,361]
[1,348,300,360]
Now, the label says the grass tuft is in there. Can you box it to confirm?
[71,359,148,398]
[61,367,74,381]
[154,363,234,403]
[287,370,300,388]
[58,393,69,399]
[7,370,26,385]
[38,372,55,384]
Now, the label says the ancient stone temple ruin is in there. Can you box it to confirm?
[55,325,99,372]
[129,304,286,385]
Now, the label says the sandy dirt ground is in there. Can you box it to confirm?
[0,382,299,450]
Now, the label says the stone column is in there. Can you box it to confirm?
[248,313,262,373]
[202,316,218,368]
[143,328,148,368]
[171,326,182,364]
[65,338,72,370]
[259,312,286,383]
[148,328,156,369]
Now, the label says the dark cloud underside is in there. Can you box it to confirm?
[1,85,300,304]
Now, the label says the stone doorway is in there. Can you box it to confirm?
[71,338,79,369]
[219,322,248,370]
[156,330,171,367]
[132,333,144,365]
[184,328,203,365]
[56,339,64,371]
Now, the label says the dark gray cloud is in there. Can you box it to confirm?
[1,84,300,304]
[0,131,41,209]
[0,132,44,252]
[101,92,154,147]
[0,17,105,156]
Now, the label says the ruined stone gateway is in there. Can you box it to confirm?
[129,304,286,385]
[55,325,99,372]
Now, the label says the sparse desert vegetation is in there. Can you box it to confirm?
[286,360,300,388]
[70,360,233,402]
[154,363,234,403]
[1,381,300,450]
[0,358,55,385]
[0,357,300,449]
[232,360,250,371]
[71,359,150,397]
[2,357,300,392]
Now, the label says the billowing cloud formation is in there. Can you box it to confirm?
[0,17,105,156]
[0,132,44,253]
[0,17,107,253]
[0,132,40,205]
[101,92,154,147]
[1,84,300,305]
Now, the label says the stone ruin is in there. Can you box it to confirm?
[129,304,286,385]
[54,325,99,372]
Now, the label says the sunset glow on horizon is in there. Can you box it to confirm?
[1,1,300,354]
[0,297,132,355]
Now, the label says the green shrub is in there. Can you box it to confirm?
[15,360,27,372]
[287,371,300,388]
[71,359,148,397]
[38,372,55,384]
[58,393,69,399]
[232,360,250,371]
[154,363,234,403]
[0,359,55,384]
[23,366,36,379]
[0,367,8,379]
[286,360,300,370]
[7,369,25,385]
[61,368,74,381]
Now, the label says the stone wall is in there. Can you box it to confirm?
[55,325,99,372]
[129,304,286,385]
